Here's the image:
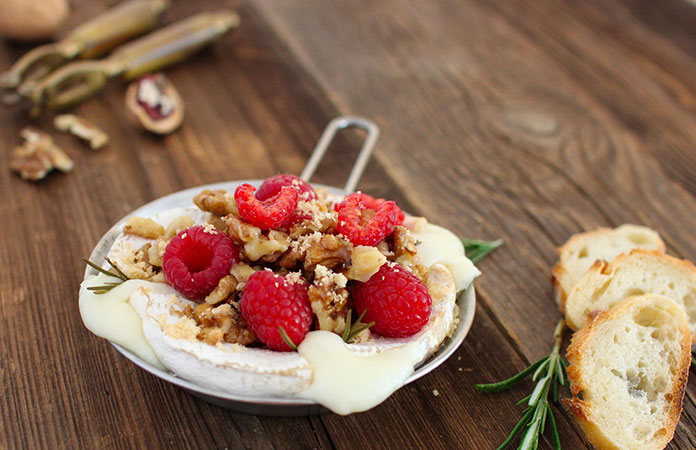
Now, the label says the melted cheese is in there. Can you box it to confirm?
[412,223,480,292]
[297,331,421,414]
[79,274,174,370]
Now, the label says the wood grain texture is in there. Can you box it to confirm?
[0,0,694,448]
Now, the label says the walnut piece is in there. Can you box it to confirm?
[205,275,237,305]
[229,263,257,290]
[164,215,195,239]
[392,225,429,280]
[308,265,349,334]
[304,233,353,272]
[124,216,164,239]
[344,245,387,282]
[194,189,238,216]
[287,199,338,238]
[54,114,108,149]
[189,303,256,346]
[9,127,73,181]
[225,214,290,261]
[146,237,168,267]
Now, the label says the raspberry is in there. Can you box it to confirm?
[257,175,318,227]
[256,174,317,202]
[333,193,405,225]
[336,192,398,246]
[235,183,299,230]
[352,263,432,337]
[241,271,313,351]
[162,225,239,301]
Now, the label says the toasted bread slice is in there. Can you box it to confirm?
[564,294,691,450]
[552,225,665,310]
[564,250,696,340]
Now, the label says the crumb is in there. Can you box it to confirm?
[432,389,440,397]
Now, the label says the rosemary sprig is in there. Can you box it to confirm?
[83,257,130,294]
[342,309,375,343]
[461,237,503,263]
[475,319,567,450]
[279,326,298,351]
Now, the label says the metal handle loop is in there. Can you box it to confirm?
[300,116,380,193]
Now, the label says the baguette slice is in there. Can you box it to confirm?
[552,225,665,310]
[564,250,696,340]
[564,294,691,450]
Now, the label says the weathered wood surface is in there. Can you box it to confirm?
[1,0,695,448]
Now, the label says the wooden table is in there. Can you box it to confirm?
[2,0,696,448]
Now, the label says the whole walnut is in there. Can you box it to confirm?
[0,0,69,41]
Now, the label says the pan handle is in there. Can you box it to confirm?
[300,116,380,193]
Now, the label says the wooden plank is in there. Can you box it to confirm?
[250,0,696,447]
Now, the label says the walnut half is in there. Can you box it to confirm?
[9,127,73,181]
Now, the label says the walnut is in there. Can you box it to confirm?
[204,275,237,305]
[146,237,168,267]
[229,263,257,289]
[194,189,238,216]
[344,245,387,282]
[126,73,184,135]
[54,114,108,149]
[123,216,164,239]
[207,215,227,231]
[308,265,349,334]
[9,127,73,181]
[190,303,256,346]
[124,243,160,280]
[164,215,195,239]
[287,200,338,238]
[225,214,290,261]
[391,225,429,280]
[303,234,353,272]
[376,240,394,259]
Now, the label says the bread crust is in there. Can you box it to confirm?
[552,226,665,312]
[564,249,696,338]
[564,295,691,450]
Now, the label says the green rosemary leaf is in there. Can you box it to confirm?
[516,394,531,406]
[461,238,503,263]
[495,406,534,450]
[528,376,549,406]
[346,322,375,343]
[342,309,353,342]
[532,359,550,382]
[278,326,298,351]
[83,258,119,278]
[479,319,567,449]
[343,309,374,343]
[474,357,546,392]
[547,407,561,450]
[83,257,131,295]
[106,257,129,281]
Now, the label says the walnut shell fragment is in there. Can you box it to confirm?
[126,73,184,135]
[9,127,72,181]
[54,114,109,149]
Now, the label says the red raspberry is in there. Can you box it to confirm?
[257,175,317,227]
[235,183,299,230]
[352,263,432,337]
[336,192,398,246]
[256,174,317,201]
[333,193,405,225]
[241,271,313,351]
[162,225,239,301]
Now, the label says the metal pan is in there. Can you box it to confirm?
[83,117,476,415]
